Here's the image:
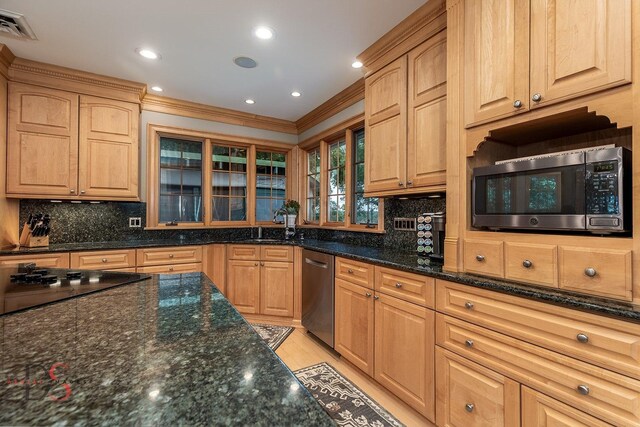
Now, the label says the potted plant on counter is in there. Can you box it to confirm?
[282,199,300,227]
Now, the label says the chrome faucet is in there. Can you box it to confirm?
[273,207,296,240]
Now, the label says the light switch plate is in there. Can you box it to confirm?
[129,217,142,228]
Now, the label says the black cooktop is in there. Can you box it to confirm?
[0,264,150,316]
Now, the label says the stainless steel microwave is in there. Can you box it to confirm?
[472,146,631,233]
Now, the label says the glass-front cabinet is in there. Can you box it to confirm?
[211,144,248,222]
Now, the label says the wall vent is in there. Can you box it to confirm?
[0,9,37,40]
[393,217,416,231]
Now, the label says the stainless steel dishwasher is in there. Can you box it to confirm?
[301,249,335,348]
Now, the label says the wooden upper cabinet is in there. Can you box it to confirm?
[78,96,139,199]
[364,56,407,193]
[407,31,447,189]
[464,0,530,127]
[6,83,79,196]
[529,0,631,107]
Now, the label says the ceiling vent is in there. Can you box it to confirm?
[0,9,37,40]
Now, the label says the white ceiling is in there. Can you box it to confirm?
[0,0,426,122]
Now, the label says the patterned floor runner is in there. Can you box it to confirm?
[251,323,294,351]
[294,362,405,427]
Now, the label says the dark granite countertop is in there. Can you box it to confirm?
[2,238,639,323]
[0,273,333,426]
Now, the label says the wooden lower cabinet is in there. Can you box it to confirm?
[0,253,70,268]
[374,292,435,421]
[260,261,294,317]
[136,263,201,274]
[435,347,520,427]
[334,278,374,376]
[521,387,611,427]
[227,260,261,314]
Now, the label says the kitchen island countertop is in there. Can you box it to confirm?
[0,273,334,426]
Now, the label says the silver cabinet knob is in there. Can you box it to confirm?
[576,333,589,343]
[168,267,174,271]
[465,403,475,413]
[395,283,403,288]
[365,292,372,298]
[260,262,265,266]
[577,385,590,396]
[398,181,404,187]
[584,267,597,277]
[101,258,107,263]
[407,180,413,186]
[522,259,533,268]
[513,99,523,108]
[80,190,85,194]
[465,339,474,348]
[254,262,259,266]
[532,93,542,102]
[475,255,485,262]
[373,295,380,300]
[465,301,474,310]
[347,269,354,274]
[169,254,174,258]
[70,189,76,194]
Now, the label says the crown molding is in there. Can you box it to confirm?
[357,0,446,76]
[9,57,146,103]
[298,113,364,149]
[142,94,298,135]
[295,78,365,134]
[0,44,15,80]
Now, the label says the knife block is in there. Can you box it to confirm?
[19,224,49,248]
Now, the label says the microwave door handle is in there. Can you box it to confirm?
[474,152,585,176]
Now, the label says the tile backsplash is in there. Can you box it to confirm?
[19,196,445,252]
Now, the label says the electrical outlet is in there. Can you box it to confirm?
[129,217,142,228]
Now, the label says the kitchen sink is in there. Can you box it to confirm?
[242,239,284,243]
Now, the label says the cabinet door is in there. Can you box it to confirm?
[260,261,294,317]
[530,0,631,108]
[335,278,374,377]
[374,293,435,421]
[78,96,139,199]
[435,347,520,427]
[6,83,79,196]
[464,0,530,127]
[407,31,447,189]
[364,56,407,193]
[227,260,261,314]
[521,386,611,427]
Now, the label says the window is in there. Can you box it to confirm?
[211,144,248,222]
[306,148,321,222]
[256,150,287,222]
[159,137,203,223]
[327,138,346,222]
[352,129,378,225]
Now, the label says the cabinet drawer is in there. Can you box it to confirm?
[136,263,201,274]
[435,347,520,427]
[0,253,70,268]
[505,242,557,287]
[558,247,632,300]
[70,250,136,270]
[463,239,504,278]
[374,266,435,308]
[335,257,374,288]
[227,245,259,260]
[260,246,293,262]
[436,280,640,380]
[136,246,202,266]
[436,314,640,427]
[522,386,612,427]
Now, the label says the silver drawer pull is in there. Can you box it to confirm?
[169,254,174,258]
[373,295,380,300]
[101,258,108,263]
[522,259,532,268]
[584,267,597,277]
[576,333,589,343]
[465,403,474,413]
[365,292,372,298]
[168,267,174,272]
[513,99,523,108]
[347,269,354,274]
[577,385,590,396]
[475,255,485,262]
[395,283,403,288]
[465,302,474,310]
[465,339,474,348]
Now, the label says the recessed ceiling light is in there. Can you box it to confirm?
[245,99,255,104]
[136,48,160,60]
[351,61,363,69]
[150,86,163,92]
[254,26,274,40]
[291,91,301,97]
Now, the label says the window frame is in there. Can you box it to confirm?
[147,124,293,229]
[254,147,291,225]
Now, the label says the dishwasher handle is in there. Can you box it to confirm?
[305,258,329,269]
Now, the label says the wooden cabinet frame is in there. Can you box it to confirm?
[146,124,293,229]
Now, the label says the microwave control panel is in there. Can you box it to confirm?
[586,160,619,215]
